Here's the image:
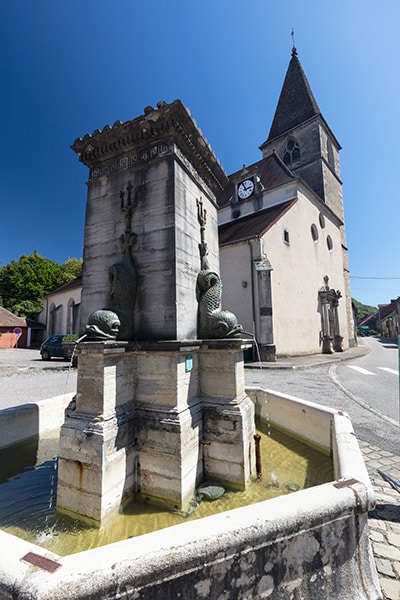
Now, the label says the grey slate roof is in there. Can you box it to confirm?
[265,48,321,142]
[217,152,296,208]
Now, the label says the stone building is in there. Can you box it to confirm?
[68,47,354,359]
[218,48,355,359]
[39,275,82,338]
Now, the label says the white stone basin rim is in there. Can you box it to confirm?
[247,386,375,506]
[0,480,379,599]
[0,394,73,450]
[0,387,379,599]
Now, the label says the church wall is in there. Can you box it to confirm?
[218,182,298,225]
[265,193,349,356]
[321,163,344,222]
[219,192,349,356]
[219,241,256,337]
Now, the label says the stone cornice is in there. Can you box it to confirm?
[71,99,228,194]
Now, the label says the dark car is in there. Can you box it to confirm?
[40,334,76,362]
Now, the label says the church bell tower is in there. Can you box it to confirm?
[260,46,355,347]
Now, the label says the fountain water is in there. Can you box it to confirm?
[0,100,380,599]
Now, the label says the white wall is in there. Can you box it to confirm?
[220,190,349,356]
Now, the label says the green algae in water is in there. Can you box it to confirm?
[0,422,333,556]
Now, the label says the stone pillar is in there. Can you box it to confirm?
[57,342,136,523]
[199,340,256,489]
[133,341,203,511]
[255,260,276,362]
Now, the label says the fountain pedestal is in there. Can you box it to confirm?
[57,339,255,522]
[57,342,136,523]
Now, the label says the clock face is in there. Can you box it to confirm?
[237,179,255,199]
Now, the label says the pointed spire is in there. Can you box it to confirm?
[266,44,321,142]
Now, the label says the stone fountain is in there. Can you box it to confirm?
[57,100,255,523]
[0,100,381,599]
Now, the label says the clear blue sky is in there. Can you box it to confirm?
[1,1,399,308]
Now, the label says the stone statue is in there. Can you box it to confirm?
[318,275,343,353]
[196,198,242,339]
[85,309,121,340]
[85,181,141,341]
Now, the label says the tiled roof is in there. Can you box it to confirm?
[0,306,44,329]
[265,49,321,142]
[219,199,297,245]
[218,152,295,208]
[0,306,27,327]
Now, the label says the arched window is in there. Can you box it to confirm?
[326,235,333,251]
[283,229,290,245]
[311,224,319,242]
[283,139,301,166]
[319,213,325,229]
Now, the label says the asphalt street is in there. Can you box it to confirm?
[0,348,77,409]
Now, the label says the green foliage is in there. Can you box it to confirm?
[60,257,83,284]
[62,334,79,343]
[352,298,378,320]
[12,299,44,319]
[0,252,82,319]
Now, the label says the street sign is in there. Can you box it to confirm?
[13,327,22,335]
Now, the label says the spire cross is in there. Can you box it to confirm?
[291,28,297,55]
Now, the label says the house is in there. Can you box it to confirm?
[376,300,400,338]
[39,275,82,338]
[217,47,355,359]
[0,306,44,348]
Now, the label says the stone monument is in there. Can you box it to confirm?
[57,100,255,523]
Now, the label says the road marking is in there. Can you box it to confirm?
[347,365,376,375]
[378,367,399,375]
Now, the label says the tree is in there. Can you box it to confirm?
[0,252,81,319]
[60,257,83,284]
[352,298,378,320]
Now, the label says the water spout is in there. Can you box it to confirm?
[242,331,263,367]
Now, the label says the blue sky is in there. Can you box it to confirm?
[1,1,399,308]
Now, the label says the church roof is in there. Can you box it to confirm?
[265,48,321,142]
[219,198,297,245]
[217,151,296,208]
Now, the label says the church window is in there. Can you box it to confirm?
[311,224,318,242]
[283,139,301,166]
[327,140,335,170]
[283,229,290,245]
[319,213,325,229]
[326,235,333,251]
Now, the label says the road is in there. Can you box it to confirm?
[0,342,399,455]
[245,338,400,456]
[335,336,399,423]
[0,348,77,409]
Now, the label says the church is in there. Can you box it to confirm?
[50,47,355,361]
[218,46,355,360]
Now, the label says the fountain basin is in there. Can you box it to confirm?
[0,389,380,600]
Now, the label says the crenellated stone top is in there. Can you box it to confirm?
[71,99,228,194]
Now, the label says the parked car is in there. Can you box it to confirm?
[40,334,77,364]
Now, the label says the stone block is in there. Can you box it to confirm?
[199,349,245,399]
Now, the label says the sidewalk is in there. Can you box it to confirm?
[246,341,400,599]
[244,341,370,370]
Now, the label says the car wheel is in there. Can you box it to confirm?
[41,349,51,361]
